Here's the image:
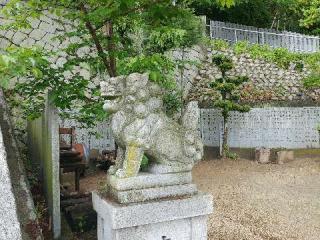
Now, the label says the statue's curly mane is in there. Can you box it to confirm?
[101,73,203,178]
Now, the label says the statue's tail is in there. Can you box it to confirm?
[181,101,200,131]
[182,101,204,163]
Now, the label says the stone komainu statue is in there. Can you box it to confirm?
[101,73,203,178]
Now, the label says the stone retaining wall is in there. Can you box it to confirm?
[182,47,320,106]
[1,6,318,106]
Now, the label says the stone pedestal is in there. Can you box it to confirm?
[93,191,212,240]
[92,172,213,240]
[107,171,197,204]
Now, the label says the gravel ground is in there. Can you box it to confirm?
[193,158,320,240]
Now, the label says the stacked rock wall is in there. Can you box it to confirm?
[0,9,93,88]
[1,4,318,106]
[0,8,66,51]
[185,47,320,106]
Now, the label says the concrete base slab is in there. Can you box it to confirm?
[92,191,213,240]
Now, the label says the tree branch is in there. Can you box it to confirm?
[79,3,113,76]
[94,0,168,30]
[119,0,168,17]
[102,22,116,77]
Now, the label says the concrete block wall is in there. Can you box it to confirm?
[27,94,60,239]
[200,107,320,149]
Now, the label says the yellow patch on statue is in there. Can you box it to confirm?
[126,144,139,177]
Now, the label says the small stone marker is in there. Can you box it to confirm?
[276,150,294,164]
[255,147,271,164]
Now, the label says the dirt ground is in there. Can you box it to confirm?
[193,158,320,240]
[80,170,107,193]
[72,158,320,240]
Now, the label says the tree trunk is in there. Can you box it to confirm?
[80,4,115,77]
[180,47,185,117]
[221,117,229,159]
[103,22,117,77]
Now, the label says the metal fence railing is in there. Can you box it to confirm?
[208,20,320,53]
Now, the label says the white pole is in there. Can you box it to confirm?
[234,29,237,43]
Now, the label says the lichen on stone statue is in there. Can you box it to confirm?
[100,73,203,178]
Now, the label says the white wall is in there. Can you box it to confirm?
[59,118,115,151]
[200,107,320,149]
[69,107,320,151]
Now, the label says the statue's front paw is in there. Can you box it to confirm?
[115,169,126,178]
[108,166,117,175]
[185,145,197,157]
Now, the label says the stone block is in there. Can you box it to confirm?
[39,21,56,33]
[107,171,192,191]
[276,150,294,164]
[147,163,193,174]
[255,148,270,164]
[107,172,196,204]
[109,183,197,204]
[29,29,46,41]
[12,32,27,44]
[20,38,36,48]
[92,191,213,240]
